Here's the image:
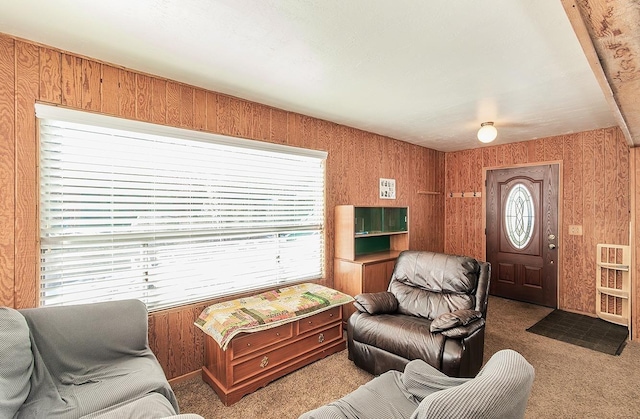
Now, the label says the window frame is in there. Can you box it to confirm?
[36,104,328,311]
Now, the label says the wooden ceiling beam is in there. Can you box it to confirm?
[562,0,640,147]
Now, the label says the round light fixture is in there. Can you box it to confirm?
[477,122,497,143]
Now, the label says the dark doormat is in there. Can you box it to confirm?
[526,309,628,355]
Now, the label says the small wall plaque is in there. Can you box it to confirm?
[379,178,396,199]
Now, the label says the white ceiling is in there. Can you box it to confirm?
[0,0,618,152]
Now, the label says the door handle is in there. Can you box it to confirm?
[548,243,557,250]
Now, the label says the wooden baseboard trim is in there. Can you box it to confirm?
[168,369,201,386]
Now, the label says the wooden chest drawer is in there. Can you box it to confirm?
[202,303,346,406]
[231,323,343,385]
[231,323,293,359]
[298,306,342,334]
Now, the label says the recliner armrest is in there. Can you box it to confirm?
[430,309,483,333]
[353,292,398,314]
[440,318,485,338]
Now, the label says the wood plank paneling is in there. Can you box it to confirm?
[150,78,167,124]
[0,32,449,378]
[0,36,16,307]
[149,313,169,371]
[14,40,39,309]
[2,28,634,373]
[445,128,631,315]
[166,81,181,127]
[119,70,136,119]
[527,140,544,163]
[582,129,597,320]
[563,134,579,308]
[270,108,287,144]
[39,47,61,104]
[205,92,217,132]
[238,99,252,138]
[61,54,82,108]
[216,94,231,136]
[180,307,197,374]
[136,74,152,122]
[632,148,640,340]
[252,103,270,141]
[217,95,247,137]
[544,135,563,161]
[193,89,207,131]
[82,59,101,111]
[616,130,630,244]
[101,64,119,115]
[167,311,183,378]
[180,85,194,129]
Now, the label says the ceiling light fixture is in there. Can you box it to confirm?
[477,122,497,143]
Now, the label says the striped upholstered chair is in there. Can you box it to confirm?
[299,349,535,419]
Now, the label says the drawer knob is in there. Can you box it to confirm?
[318,333,325,343]
[247,343,251,347]
[308,321,313,324]
[260,356,269,368]
[329,313,333,317]
[276,332,280,336]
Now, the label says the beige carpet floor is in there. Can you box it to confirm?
[173,296,640,418]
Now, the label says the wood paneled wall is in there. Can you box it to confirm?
[0,33,445,379]
[632,148,640,340]
[445,128,631,317]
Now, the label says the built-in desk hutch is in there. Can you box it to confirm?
[334,205,409,323]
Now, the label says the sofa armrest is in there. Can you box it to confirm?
[353,292,398,314]
[430,309,483,333]
[20,299,151,375]
[402,359,470,402]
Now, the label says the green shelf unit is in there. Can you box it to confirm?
[335,205,409,261]
[354,235,391,256]
[354,207,407,235]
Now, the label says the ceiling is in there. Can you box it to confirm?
[0,0,635,152]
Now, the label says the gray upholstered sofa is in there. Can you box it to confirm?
[299,349,535,419]
[0,299,202,419]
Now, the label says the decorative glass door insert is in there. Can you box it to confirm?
[504,183,534,250]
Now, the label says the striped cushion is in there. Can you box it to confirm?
[298,349,534,419]
[411,349,535,419]
[0,308,33,419]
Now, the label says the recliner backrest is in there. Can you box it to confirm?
[388,251,485,320]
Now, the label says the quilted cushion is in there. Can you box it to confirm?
[0,307,34,418]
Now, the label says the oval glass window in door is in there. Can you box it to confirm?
[504,183,534,249]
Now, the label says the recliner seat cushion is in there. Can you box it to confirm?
[0,307,34,419]
[390,251,480,319]
[350,313,445,369]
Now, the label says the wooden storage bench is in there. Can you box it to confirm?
[202,306,345,405]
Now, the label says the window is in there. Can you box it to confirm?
[37,105,326,311]
[504,183,534,249]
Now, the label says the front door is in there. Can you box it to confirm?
[486,164,559,307]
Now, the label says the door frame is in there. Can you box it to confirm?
[482,161,563,308]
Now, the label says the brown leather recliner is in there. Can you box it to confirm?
[347,250,491,378]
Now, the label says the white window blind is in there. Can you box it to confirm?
[37,105,326,311]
